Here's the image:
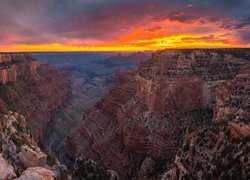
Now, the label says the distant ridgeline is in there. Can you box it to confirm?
[0,53,34,63]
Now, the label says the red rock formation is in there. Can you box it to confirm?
[0,54,37,84]
[66,50,249,178]
[229,122,250,139]
[0,53,71,142]
[136,75,204,112]
[136,50,246,112]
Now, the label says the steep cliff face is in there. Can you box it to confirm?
[136,50,245,112]
[0,54,38,84]
[0,53,70,142]
[164,65,250,179]
[66,49,249,179]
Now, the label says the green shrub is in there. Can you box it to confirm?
[46,152,57,166]
[10,134,28,152]
[73,158,111,180]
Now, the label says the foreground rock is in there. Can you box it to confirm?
[0,153,16,179]
[18,145,48,169]
[17,167,55,180]
[0,112,69,179]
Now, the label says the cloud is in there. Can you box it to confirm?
[0,0,250,50]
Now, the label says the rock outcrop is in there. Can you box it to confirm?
[0,54,37,84]
[0,53,70,142]
[65,49,249,179]
[18,145,48,169]
[163,52,250,180]
[136,50,245,112]
[0,153,17,179]
[0,111,69,179]
[17,167,55,180]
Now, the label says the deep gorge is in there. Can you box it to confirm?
[0,49,249,179]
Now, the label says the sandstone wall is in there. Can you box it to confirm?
[136,76,204,112]
[0,53,71,142]
[0,61,39,84]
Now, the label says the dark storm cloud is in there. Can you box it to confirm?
[0,0,249,45]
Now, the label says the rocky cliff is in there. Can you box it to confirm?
[66,49,249,179]
[0,53,71,142]
[164,63,250,179]
[0,111,68,179]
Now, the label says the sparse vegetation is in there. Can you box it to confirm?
[73,157,113,180]
[10,134,29,152]
[46,152,57,166]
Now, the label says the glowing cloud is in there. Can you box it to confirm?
[0,0,250,51]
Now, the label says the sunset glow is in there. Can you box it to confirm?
[0,0,250,52]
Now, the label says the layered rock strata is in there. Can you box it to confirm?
[163,51,250,179]
[164,72,250,179]
[66,49,249,179]
[0,53,70,141]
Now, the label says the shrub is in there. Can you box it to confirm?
[10,134,29,152]
[46,152,57,166]
[73,158,111,180]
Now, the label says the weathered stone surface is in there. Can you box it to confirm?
[17,167,55,180]
[136,75,204,112]
[229,122,250,139]
[0,153,16,179]
[18,145,47,169]
[0,112,49,176]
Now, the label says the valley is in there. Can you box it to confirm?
[0,49,249,179]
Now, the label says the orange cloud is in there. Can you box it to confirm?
[1,13,249,52]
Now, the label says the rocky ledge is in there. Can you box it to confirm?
[0,111,68,179]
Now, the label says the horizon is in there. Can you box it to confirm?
[1,0,250,52]
[0,47,250,54]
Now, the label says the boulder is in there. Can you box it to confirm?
[18,145,47,168]
[229,123,250,139]
[17,167,55,180]
[0,153,16,179]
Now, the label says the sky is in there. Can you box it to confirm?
[0,0,250,52]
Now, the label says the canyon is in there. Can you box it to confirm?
[66,49,250,179]
[0,49,249,179]
[0,53,70,142]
